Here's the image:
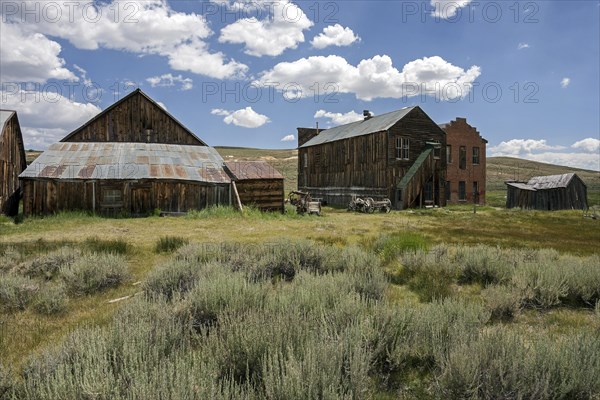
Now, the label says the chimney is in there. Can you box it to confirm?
[363,110,372,120]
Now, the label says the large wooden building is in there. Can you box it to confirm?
[0,110,27,216]
[20,90,282,216]
[505,173,588,210]
[439,118,487,205]
[298,107,447,209]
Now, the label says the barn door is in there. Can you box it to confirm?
[131,188,151,216]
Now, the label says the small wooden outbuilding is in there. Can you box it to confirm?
[506,173,588,210]
[0,110,27,216]
[225,161,284,212]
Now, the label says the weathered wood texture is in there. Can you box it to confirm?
[506,176,588,210]
[61,90,206,146]
[0,112,27,216]
[21,179,230,216]
[298,107,446,209]
[235,179,284,212]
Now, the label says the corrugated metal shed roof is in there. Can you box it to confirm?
[528,173,576,189]
[300,107,416,148]
[225,161,284,180]
[20,142,231,183]
[0,110,15,137]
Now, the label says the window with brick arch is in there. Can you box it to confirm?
[459,146,467,170]
[472,147,480,165]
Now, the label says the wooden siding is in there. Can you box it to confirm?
[298,107,446,208]
[62,91,205,145]
[22,179,230,216]
[0,112,26,216]
[235,179,284,212]
[506,177,588,210]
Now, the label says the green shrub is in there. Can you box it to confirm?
[0,247,21,273]
[83,237,131,255]
[0,274,39,311]
[374,232,429,263]
[455,245,515,285]
[19,248,80,280]
[154,236,190,253]
[33,283,68,315]
[143,259,202,299]
[60,253,129,295]
[513,262,569,309]
[482,285,522,321]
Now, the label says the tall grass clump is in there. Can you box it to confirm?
[481,285,522,321]
[19,247,80,280]
[0,247,21,273]
[0,274,38,311]
[83,237,131,255]
[373,232,429,263]
[60,253,129,295]
[155,236,190,253]
[0,363,14,399]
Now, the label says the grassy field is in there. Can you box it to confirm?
[2,149,598,398]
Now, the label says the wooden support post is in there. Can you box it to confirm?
[231,181,243,211]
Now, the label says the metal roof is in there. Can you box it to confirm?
[528,173,577,189]
[506,173,582,191]
[20,142,231,184]
[300,107,417,148]
[225,161,284,180]
[0,110,15,137]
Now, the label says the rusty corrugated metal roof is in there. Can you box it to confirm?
[20,142,231,183]
[225,161,284,180]
[300,107,416,148]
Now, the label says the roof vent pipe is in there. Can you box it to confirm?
[363,110,372,120]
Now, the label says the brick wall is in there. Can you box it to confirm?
[442,118,487,205]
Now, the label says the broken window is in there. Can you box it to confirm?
[459,146,467,170]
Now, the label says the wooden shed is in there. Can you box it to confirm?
[20,143,231,216]
[298,107,446,209]
[506,173,588,210]
[0,110,27,216]
[225,161,284,212]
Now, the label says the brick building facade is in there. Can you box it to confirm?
[440,118,487,205]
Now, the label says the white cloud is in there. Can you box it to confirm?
[281,134,295,142]
[5,0,247,79]
[219,0,313,57]
[211,107,270,128]
[257,54,481,101]
[431,0,473,19]
[0,89,101,149]
[0,22,77,83]
[519,152,599,171]
[489,139,565,156]
[314,110,364,125]
[518,43,530,50]
[311,24,360,49]
[572,138,600,153]
[147,73,193,91]
[561,77,571,88]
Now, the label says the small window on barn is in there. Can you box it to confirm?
[459,146,467,170]
[396,137,410,160]
[433,145,441,159]
[447,145,452,163]
[103,189,122,205]
[472,147,480,165]
[458,181,466,201]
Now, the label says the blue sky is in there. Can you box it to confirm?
[1,0,599,170]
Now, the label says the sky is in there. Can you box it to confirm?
[1,0,599,170]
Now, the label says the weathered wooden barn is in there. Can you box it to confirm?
[0,110,27,216]
[505,173,588,210]
[439,118,487,205]
[298,107,446,209]
[20,143,231,216]
[20,89,284,216]
[225,161,284,212]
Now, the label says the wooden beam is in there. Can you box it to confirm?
[231,181,243,211]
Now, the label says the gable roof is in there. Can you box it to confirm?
[506,173,584,191]
[0,109,27,167]
[300,107,417,148]
[0,110,16,135]
[60,89,208,146]
[20,142,230,184]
